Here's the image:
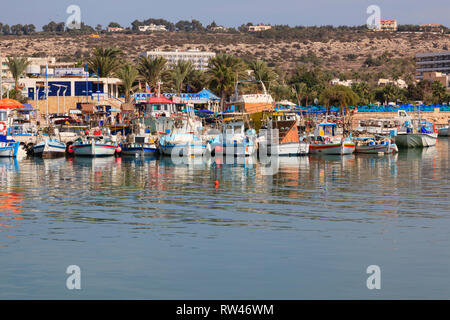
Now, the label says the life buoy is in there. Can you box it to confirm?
[0,122,6,132]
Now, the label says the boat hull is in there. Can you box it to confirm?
[121,146,158,157]
[73,143,117,156]
[263,142,309,156]
[160,143,206,156]
[33,141,66,158]
[309,142,355,155]
[356,142,391,154]
[395,133,437,148]
[438,127,449,137]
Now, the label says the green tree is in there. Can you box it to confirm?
[351,82,374,105]
[319,85,359,114]
[431,81,447,104]
[291,82,307,106]
[6,57,30,89]
[137,56,168,93]
[87,47,122,77]
[116,64,138,103]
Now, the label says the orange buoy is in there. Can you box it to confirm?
[214,180,219,188]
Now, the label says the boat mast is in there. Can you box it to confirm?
[45,60,49,125]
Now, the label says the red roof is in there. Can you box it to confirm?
[147,96,174,104]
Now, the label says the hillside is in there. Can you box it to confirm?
[0,31,449,76]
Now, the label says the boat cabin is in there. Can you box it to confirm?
[314,123,337,137]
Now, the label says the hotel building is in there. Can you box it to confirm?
[139,49,216,70]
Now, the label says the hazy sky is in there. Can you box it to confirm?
[0,0,448,30]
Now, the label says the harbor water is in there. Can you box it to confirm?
[0,139,449,299]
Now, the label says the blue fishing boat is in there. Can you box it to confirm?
[0,135,20,157]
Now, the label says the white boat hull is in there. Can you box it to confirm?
[33,141,66,158]
[262,142,309,156]
[73,143,117,156]
[309,142,355,155]
[160,143,206,156]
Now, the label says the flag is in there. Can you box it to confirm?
[145,83,151,94]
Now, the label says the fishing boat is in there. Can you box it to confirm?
[0,136,20,157]
[71,135,119,156]
[121,136,158,157]
[258,110,309,156]
[394,119,437,148]
[355,137,397,154]
[33,138,66,158]
[438,126,449,137]
[159,132,206,156]
[308,123,355,155]
[209,120,257,156]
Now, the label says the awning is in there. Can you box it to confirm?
[109,108,121,113]
[0,98,25,109]
[70,109,82,114]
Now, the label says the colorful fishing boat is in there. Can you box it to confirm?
[71,136,119,157]
[395,120,437,148]
[33,138,66,158]
[355,137,397,154]
[308,123,355,155]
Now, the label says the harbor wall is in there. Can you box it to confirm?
[351,108,450,127]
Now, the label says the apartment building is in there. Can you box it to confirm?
[416,51,450,84]
[248,25,272,32]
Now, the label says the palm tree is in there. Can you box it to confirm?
[87,47,122,77]
[248,60,276,89]
[170,60,194,94]
[207,54,246,111]
[137,56,168,93]
[6,57,30,89]
[116,64,138,103]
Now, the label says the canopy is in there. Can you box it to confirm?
[0,98,25,109]
[147,96,174,104]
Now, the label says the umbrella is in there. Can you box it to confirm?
[0,99,25,109]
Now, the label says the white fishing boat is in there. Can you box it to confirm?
[258,110,309,156]
[209,120,257,157]
[33,138,66,158]
[120,135,158,157]
[159,132,206,156]
[308,123,355,155]
[394,119,437,148]
[71,136,119,156]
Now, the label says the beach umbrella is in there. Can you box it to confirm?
[0,98,25,109]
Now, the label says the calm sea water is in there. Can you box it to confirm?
[0,139,449,299]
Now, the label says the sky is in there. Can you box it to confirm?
[0,0,448,30]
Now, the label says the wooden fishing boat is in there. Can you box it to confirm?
[308,123,355,155]
[33,138,66,158]
[72,136,119,157]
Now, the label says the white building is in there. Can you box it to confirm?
[248,25,272,32]
[139,48,216,70]
[138,24,167,32]
[331,78,354,87]
[378,78,408,89]
[107,27,124,32]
